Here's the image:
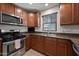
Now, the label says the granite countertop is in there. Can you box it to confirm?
[25,31,79,35]
[25,32,79,39]
[0,31,79,43]
[25,33,70,40]
[25,32,79,44]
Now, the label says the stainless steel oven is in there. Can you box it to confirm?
[3,39,24,56]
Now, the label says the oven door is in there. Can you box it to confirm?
[3,41,15,56]
[3,39,24,56]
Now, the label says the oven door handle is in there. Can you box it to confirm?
[3,41,15,45]
[3,38,25,45]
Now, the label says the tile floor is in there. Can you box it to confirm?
[23,49,45,56]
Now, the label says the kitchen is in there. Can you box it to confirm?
[0,3,79,56]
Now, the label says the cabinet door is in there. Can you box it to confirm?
[0,40,2,56]
[44,37,56,56]
[25,36,31,50]
[34,13,38,27]
[36,36,45,53]
[60,3,73,25]
[31,35,37,49]
[67,41,77,56]
[22,10,28,26]
[0,3,15,14]
[56,39,67,56]
[27,13,38,27]
[15,7,23,18]
[31,35,45,54]
[73,3,79,24]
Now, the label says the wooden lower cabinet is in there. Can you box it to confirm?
[44,37,56,56]
[25,35,76,56]
[36,36,45,53]
[31,35,38,49]
[56,39,76,56]
[0,39,2,56]
[56,39,68,56]
[67,41,77,56]
[25,35,31,50]
[31,35,45,54]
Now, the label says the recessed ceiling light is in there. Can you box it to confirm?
[45,3,48,6]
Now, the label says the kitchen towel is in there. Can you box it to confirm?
[15,39,21,49]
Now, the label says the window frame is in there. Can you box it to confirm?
[42,12,57,31]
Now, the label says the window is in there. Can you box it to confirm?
[42,12,57,31]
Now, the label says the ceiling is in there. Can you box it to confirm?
[14,3,59,12]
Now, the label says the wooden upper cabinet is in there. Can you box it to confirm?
[0,3,39,26]
[73,3,79,24]
[60,3,79,25]
[27,13,38,27]
[22,10,28,26]
[0,3,15,14]
[60,3,73,25]
[15,7,23,18]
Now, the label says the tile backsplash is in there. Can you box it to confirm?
[60,25,79,33]
[0,24,27,32]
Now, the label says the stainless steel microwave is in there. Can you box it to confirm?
[0,12,23,25]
